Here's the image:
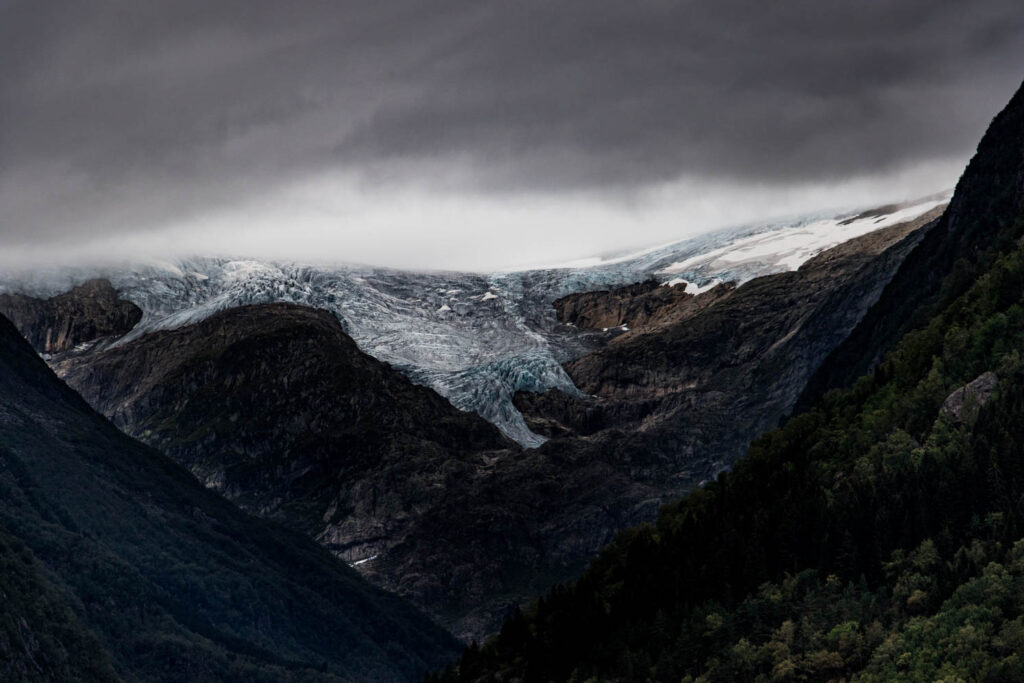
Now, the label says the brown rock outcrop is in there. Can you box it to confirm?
[0,279,141,355]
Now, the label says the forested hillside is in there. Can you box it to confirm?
[434,80,1024,682]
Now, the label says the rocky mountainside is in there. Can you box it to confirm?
[56,303,513,567]
[0,311,459,682]
[43,299,650,640]
[516,206,944,472]
[553,279,733,331]
[0,278,141,356]
[0,202,941,643]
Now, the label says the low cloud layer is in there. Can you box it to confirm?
[2,1,1022,270]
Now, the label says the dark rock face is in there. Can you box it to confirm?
[941,371,998,424]
[0,279,141,355]
[566,209,942,401]
[555,280,660,329]
[518,206,945,480]
[553,280,733,331]
[56,304,512,564]
[0,311,459,682]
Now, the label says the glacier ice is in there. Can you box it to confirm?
[0,195,947,447]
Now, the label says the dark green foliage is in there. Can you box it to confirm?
[0,312,459,681]
[434,80,1024,681]
[0,524,120,682]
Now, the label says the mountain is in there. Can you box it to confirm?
[0,311,459,681]
[0,199,940,642]
[551,278,733,332]
[432,81,1024,681]
[54,301,513,569]
[0,195,945,449]
[0,278,141,356]
[29,297,606,640]
[516,207,942,473]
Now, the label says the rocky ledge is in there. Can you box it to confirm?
[0,278,142,356]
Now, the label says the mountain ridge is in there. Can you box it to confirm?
[0,309,460,681]
[0,195,947,448]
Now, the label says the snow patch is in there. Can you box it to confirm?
[663,277,720,295]
[658,196,946,278]
[686,279,721,296]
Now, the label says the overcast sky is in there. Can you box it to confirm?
[1,1,1023,271]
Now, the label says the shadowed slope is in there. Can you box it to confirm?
[0,311,459,682]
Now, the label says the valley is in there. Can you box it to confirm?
[1,197,945,640]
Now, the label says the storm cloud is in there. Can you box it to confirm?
[1,1,1023,270]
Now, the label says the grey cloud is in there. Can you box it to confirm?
[1,0,1023,249]
[339,1,1024,190]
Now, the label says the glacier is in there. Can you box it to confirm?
[0,194,948,447]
